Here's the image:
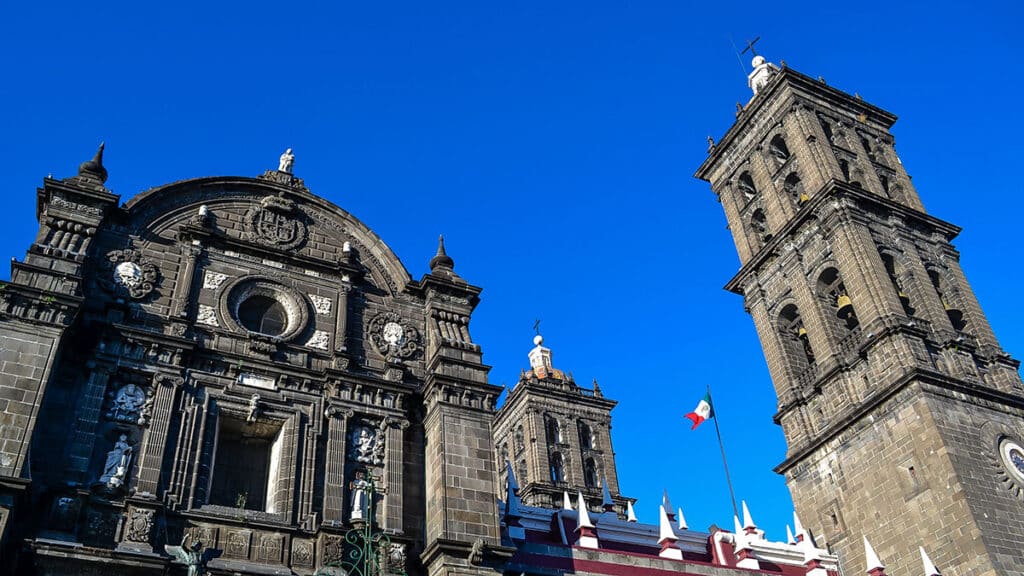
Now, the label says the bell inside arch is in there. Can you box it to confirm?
[943,297,964,327]
[836,294,854,319]
[898,290,910,305]
[796,326,808,339]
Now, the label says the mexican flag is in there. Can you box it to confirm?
[685,392,714,430]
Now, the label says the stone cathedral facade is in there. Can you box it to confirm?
[0,52,1018,576]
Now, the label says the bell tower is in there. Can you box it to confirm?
[697,55,1024,575]
[492,334,630,516]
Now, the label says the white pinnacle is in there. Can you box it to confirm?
[562,491,573,510]
[920,547,940,576]
[577,492,594,529]
[601,477,614,508]
[793,511,804,538]
[732,515,747,550]
[742,501,756,530]
[786,525,795,545]
[864,536,885,572]
[677,507,688,530]
[626,500,638,522]
[658,505,676,544]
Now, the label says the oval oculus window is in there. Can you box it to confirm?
[238,295,288,336]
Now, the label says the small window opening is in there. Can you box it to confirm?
[238,295,288,336]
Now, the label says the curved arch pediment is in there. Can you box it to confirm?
[122,175,412,296]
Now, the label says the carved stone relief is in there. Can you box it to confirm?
[309,294,332,315]
[349,421,386,466]
[367,312,420,359]
[101,249,159,300]
[203,271,229,290]
[125,507,155,543]
[292,539,314,567]
[387,543,407,573]
[224,530,250,559]
[244,194,307,250]
[257,533,283,562]
[196,305,219,327]
[105,383,153,426]
[305,330,330,350]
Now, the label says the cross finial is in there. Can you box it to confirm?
[533,319,541,335]
[741,36,761,57]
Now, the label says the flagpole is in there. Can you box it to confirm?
[709,385,740,521]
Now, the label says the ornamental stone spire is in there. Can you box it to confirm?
[747,54,779,95]
[920,547,941,576]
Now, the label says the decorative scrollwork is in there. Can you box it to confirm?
[367,312,420,360]
[100,249,159,300]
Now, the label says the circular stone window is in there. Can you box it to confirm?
[1000,438,1024,484]
[222,278,309,341]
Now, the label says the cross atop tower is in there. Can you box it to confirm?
[741,36,761,57]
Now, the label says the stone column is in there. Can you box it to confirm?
[133,373,183,496]
[323,406,353,524]
[172,243,202,319]
[67,365,112,481]
[335,279,352,353]
[384,417,409,533]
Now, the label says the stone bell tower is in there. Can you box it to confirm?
[492,334,629,516]
[696,54,1024,575]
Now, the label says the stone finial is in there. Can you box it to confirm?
[793,511,805,542]
[864,536,885,575]
[505,461,520,517]
[592,378,603,397]
[78,142,108,183]
[676,507,688,530]
[429,235,455,272]
[732,516,746,549]
[601,477,614,512]
[741,501,757,533]
[657,505,683,560]
[626,500,638,522]
[920,547,941,576]
[278,148,295,173]
[662,490,676,522]
[576,492,594,529]
[562,491,573,510]
[786,525,795,545]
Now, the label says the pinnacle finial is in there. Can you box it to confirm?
[78,142,108,183]
[429,234,455,271]
[864,536,885,573]
[920,547,941,576]
[657,505,676,544]
[576,492,594,529]
[742,500,756,530]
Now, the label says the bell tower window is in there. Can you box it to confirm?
[550,452,566,484]
[881,252,914,315]
[928,268,966,331]
[769,134,790,167]
[583,458,598,488]
[750,209,771,247]
[780,304,815,371]
[784,172,807,205]
[818,268,859,330]
[738,171,758,201]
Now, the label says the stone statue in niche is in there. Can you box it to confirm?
[106,383,151,425]
[349,469,370,522]
[99,434,133,489]
[349,421,386,465]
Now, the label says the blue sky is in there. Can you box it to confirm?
[3,1,1022,543]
